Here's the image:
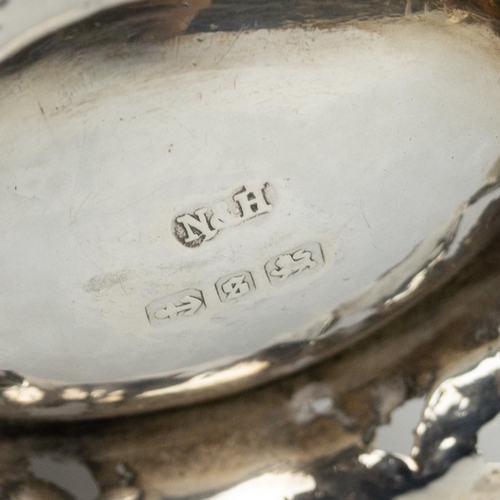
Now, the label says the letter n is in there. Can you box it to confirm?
[176,208,217,244]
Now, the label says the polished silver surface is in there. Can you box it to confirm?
[2,0,500,418]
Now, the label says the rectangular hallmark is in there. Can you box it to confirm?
[172,183,272,248]
[146,289,205,328]
[265,242,325,285]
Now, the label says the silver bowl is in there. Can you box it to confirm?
[2,0,500,420]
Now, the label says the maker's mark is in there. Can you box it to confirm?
[173,183,272,248]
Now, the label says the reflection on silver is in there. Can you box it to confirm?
[137,360,270,398]
[208,472,316,500]
[290,382,357,428]
[359,449,418,472]
[101,487,141,500]
[412,352,500,477]
[5,352,500,498]
[2,381,44,405]
[194,352,500,500]
[61,387,89,401]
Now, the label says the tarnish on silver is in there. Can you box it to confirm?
[0,0,137,64]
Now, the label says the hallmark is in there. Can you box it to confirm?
[216,271,256,302]
[146,289,205,328]
[146,242,326,327]
[265,242,325,285]
[173,183,272,248]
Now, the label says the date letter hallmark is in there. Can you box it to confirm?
[216,271,256,302]
[146,289,205,328]
[265,242,325,285]
[173,183,272,248]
